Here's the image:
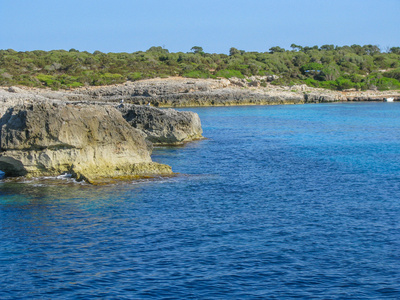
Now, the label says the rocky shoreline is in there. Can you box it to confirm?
[0,77,398,183]
[0,89,203,183]
[2,77,399,108]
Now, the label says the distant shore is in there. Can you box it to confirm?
[1,77,399,108]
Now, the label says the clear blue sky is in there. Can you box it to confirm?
[1,0,399,54]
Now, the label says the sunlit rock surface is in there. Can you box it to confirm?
[0,101,172,183]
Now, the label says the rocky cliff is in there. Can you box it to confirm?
[0,101,172,183]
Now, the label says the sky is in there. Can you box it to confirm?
[1,0,399,54]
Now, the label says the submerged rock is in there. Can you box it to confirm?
[0,101,172,183]
[117,104,203,145]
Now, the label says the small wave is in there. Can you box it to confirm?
[56,173,73,179]
[1,174,88,187]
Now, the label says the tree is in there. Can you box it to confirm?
[146,46,169,54]
[229,47,241,56]
[363,45,381,55]
[269,46,285,53]
[389,47,400,54]
[318,65,340,81]
[290,44,303,51]
[303,45,319,52]
[191,46,204,54]
[320,44,334,51]
[350,44,364,55]
[293,52,309,66]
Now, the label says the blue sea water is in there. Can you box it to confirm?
[1,102,400,299]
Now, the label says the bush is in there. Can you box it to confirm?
[92,73,125,85]
[374,77,400,90]
[215,69,244,78]
[183,70,210,78]
[304,78,320,88]
[36,74,57,86]
[319,80,337,90]
[335,77,355,90]
[127,72,143,81]
[384,68,400,81]
[68,82,84,88]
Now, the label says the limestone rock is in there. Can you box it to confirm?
[117,104,203,145]
[267,75,279,82]
[304,91,343,103]
[228,77,248,87]
[8,86,23,93]
[248,80,260,87]
[0,102,172,182]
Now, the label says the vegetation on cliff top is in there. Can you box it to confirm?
[1,45,400,91]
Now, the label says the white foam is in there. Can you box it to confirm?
[56,173,73,179]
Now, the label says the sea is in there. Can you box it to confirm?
[1,102,400,299]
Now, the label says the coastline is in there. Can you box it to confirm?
[0,77,398,183]
[2,77,399,108]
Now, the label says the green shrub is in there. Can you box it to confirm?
[36,74,56,86]
[383,68,400,81]
[215,69,244,78]
[319,80,337,90]
[374,77,400,90]
[183,70,210,78]
[127,72,143,81]
[68,82,84,88]
[335,77,355,90]
[92,73,125,85]
[304,78,320,87]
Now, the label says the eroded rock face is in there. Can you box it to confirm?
[117,104,203,145]
[0,101,172,182]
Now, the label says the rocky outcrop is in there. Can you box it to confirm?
[304,91,343,103]
[117,104,203,145]
[66,77,399,106]
[75,78,307,106]
[0,102,172,183]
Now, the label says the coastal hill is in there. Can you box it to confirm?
[1,45,400,92]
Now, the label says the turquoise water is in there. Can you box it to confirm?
[1,103,400,299]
